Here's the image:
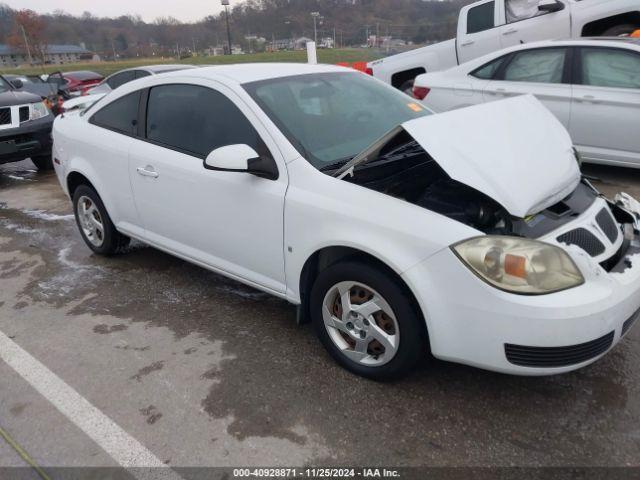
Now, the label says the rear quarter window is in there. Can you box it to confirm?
[89,91,141,136]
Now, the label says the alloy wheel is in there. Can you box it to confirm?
[322,281,400,367]
[77,196,105,247]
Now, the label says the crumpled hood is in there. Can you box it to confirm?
[402,95,581,218]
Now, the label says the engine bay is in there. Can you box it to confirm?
[343,131,601,239]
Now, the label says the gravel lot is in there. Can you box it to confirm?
[0,159,639,476]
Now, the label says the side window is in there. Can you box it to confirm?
[502,48,567,84]
[135,70,152,80]
[472,56,507,79]
[107,71,136,89]
[467,2,495,34]
[506,0,544,24]
[146,84,260,157]
[581,48,640,89]
[90,91,140,135]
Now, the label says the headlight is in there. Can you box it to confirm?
[29,101,51,121]
[452,236,584,295]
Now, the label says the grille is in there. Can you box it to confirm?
[623,311,639,337]
[505,332,615,368]
[19,106,29,123]
[596,208,619,243]
[0,107,10,125]
[557,228,605,257]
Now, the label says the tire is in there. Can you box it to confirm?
[72,185,130,255]
[399,79,415,97]
[31,154,53,171]
[310,261,427,380]
[602,24,638,37]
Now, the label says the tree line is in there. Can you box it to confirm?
[0,0,473,60]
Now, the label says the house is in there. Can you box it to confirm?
[0,44,93,67]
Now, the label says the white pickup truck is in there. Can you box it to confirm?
[368,0,640,93]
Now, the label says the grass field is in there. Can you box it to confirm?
[0,49,385,77]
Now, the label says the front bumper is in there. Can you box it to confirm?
[0,116,54,164]
[403,213,640,376]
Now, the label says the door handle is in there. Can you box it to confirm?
[581,95,600,103]
[136,166,159,178]
[461,40,475,47]
[503,28,518,35]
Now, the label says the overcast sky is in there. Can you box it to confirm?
[4,0,228,22]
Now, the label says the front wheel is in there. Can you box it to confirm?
[602,24,638,37]
[73,185,130,255]
[310,261,427,380]
[31,154,53,171]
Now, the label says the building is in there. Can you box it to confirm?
[0,44,93,67]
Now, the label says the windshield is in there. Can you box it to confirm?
[244,72,431,170]
[0,76,12,94]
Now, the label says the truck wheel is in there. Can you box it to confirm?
[310,261,427,380]
[72,185,130,255]
[602,24,638,37]
[31,155,53,171]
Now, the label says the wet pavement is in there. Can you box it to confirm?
[0,159,639,472]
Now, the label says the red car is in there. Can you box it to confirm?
[60,71,104,96]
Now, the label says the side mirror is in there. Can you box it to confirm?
[204,144,278,180]
[538,0,565,13]
[10,79,23,89]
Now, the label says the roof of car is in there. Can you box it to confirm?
[519,38,640,49]
[164,63,350,85]
[64,71,103,80]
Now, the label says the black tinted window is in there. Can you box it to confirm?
[467,2,495,34]
[107,71,136,89]
[90,91,140,135]
[135,70,152,79]
[146,84,260,157]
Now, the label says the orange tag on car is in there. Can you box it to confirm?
[407,103,423,112]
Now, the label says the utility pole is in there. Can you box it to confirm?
[222,0,232,55]
[311,12,320,45]
[20,25,33,64]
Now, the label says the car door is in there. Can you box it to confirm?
[498,0,570,48]
[483,46,572,128]
[569,46,640,166]
[82,91,143,231]
[457,0,502,64]
[128,81,288,293]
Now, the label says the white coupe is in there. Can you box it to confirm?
[52,63,640,379]
[413,38,640,168]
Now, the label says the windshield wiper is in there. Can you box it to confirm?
[319,156,354,172]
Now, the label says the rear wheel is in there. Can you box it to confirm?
[31,154,53,171]
[73,185,130,255]
[310,261,427,380]
[602,24,638,37]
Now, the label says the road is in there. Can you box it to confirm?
[0,159,639,477]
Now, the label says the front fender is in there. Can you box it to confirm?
[283,159,479,302]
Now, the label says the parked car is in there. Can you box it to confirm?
[0,75,54,170]
[368,0,640,93]
[4,73,71,115]
[52,64,640,379]
[60,65,197,113]
[413,38,640,168]
[87,65,197,96]
[58,71,104,96]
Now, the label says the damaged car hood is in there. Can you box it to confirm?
[340,95,581,218]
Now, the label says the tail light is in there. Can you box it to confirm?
[365,67,374,76]
[412,86,430,100]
